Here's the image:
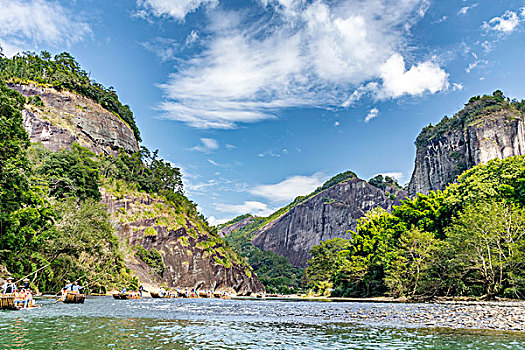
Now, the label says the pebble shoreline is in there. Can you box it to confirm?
[339,301,525,332]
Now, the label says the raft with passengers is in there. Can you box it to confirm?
[0,277,37,310]
[57,281,86,304]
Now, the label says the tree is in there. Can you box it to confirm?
[38,144,101,201]
[445,202,525,298]
[305,238,353,290]
[384,228,440,297]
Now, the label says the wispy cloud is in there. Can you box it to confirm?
[215,201,275,217]
[250,172,328,203]
[190,138,219,153]
[145,0,449,129]
[458,4,477,16]
[136,0,218,21]
[365,108,379,123]
[0,0,90,57]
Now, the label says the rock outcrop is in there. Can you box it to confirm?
[11,84,139,155]
[408,97,525,195]
[218,216,256,237]
[252,179,406,267]
[101,186,265,295]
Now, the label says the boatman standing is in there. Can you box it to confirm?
[72,281,84,293]
[1,277,18,294]
[22,278,31,291]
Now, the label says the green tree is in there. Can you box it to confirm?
[445,202,525,298]
[384,228,441,297]
[38,144,101,201]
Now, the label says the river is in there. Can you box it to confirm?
[1,297,524,349]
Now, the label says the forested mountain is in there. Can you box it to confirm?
[0,52,263,295]
[222,91,525,298]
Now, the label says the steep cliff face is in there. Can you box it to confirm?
[409,96,525,195]
[101,183,264,295]
[11,84,139,155]
[251,179,406,267]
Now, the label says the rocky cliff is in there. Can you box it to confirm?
[101,181,264,294]
[9,82,263,294]
[10,83,139,155]
[408,93,525,195]
[250,178,406,267]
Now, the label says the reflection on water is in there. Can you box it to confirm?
[1,298,524,349]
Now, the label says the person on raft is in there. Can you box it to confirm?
[22,278,31,291]
[71,281,84,293]
[1,276,18,294]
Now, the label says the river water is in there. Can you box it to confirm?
[1,297,524,349]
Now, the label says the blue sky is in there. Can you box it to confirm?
[1,0,525,224]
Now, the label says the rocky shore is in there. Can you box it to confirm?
[340,301,525,332]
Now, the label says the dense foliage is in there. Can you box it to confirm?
[305,155,525,299]
[0,51,141,141]
[224,218,304,294]
[0,74,226,293]
[0,79,138,292]
[135,245,165,276]
[368,174,402,191]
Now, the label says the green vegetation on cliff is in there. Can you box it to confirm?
[0,73,251,292]
[306,155,525,299]
[416,90,525,147]
[0,51,141,142]
[0,78,137,292]
[220,171,361,293]
[224,219,304,294]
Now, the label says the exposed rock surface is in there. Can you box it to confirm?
[101,188,265,295]
[408,107,525,195]
[252,179,406,267]
[11,84,139,155]
[218,217,256,237]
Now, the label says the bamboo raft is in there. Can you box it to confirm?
[112,293,129,300]
[112,292,141,300]
[150,291,180,298]
[63,292,86,304]
[0,295,18,310]
[0,295,38,310]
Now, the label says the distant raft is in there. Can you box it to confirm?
[63,292,86,304]
[150,291,180,298]
[112,292,141,300]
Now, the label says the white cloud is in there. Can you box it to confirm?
[137,0,218,21]
[378,54,449,99]
[334,121,340,127]
[0,0,90,57]
[151,0,449,129]
[215,201,275,217]
[207,216,230,226]
[190,138,219,153]
[207,159,222,167]
[452,83,463,91]
[250,172,327,203]
[483,10,521,33]
[377,172,403,179]
[365,108,379,123]
[141,37,179,61]
[458,4,477,16]
[185,30,199,45]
